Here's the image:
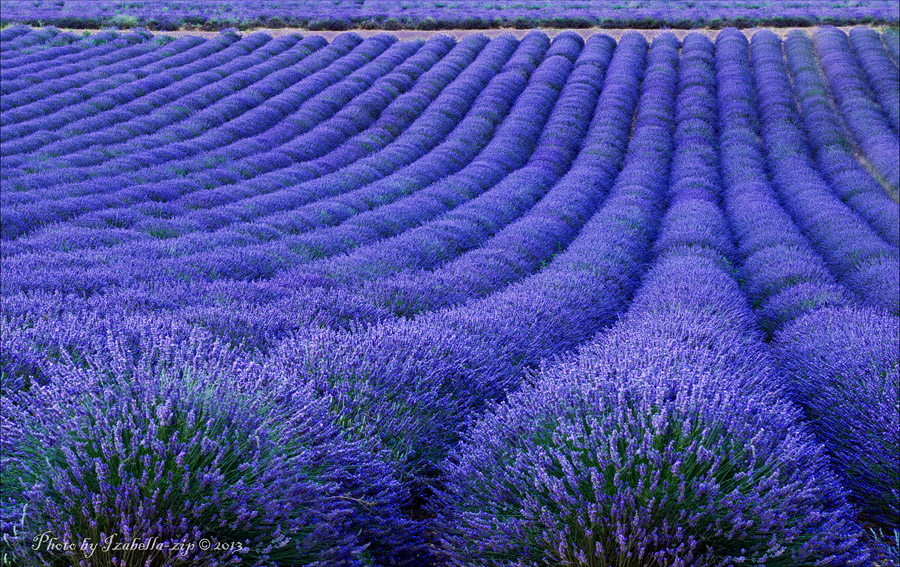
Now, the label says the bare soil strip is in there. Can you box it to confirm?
[47,25,875,40]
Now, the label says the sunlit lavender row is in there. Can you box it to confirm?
[1,23,898,566]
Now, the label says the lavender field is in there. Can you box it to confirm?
[0,20,899,567]
[1,0,899,30]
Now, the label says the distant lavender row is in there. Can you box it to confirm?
[439,33,870,563]
[1,33,544,293]
[815,26,900,192]
[750,30,899,316]
[849,27,900,134]
[2,25,898,566]
[716,30,854,335]
[1,0,898,30]
[783,30,900,247]
[884,28,900,62]
[0,29,125,85]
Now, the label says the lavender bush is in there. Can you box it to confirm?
[783,29,900,247]
[437,260,870,566]
[773,307,900,557]
[1,330,410,566]
[814,26,900,192]
[2,24,898,566]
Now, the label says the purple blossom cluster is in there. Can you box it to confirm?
[748,30,899,315]
[773,307,900,547]
[2,24,898,566]
[1,329,412,566]
[814,26,900,192]
[783,29,900,247]
[715,30,853,334]
[2,1,898,30]
[437,34,869,565]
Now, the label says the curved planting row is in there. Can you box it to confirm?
[783,30,900,247]
[74,34,413,181]
[849,26,900,134]
[749,30,899,315]
[0,33,543,295]
[270,30,669,508]
[162,29,635,342]
[717,30,857,335]
[176,30,620,333]
[153,32,521,236]
[353,33,635,316]
[266,32,587,284]
[720,32,899,555]
[1,32,284,158]
[1,34,319,168]
[884,28,900,63]
[0,26,67,58]
[154,31,567,283]
[1,33,213,123]
[2,34,486,259]
[1,33,380,195]
[0,33,378,237]
[437,34,869,565]
[86,33,474,235]
[0,24,33,44]
[1,32,361,185]
[1,30,123,88]
[814,26,900,191]
[773,307,899,561]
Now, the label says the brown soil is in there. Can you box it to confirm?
[56,25,876,41]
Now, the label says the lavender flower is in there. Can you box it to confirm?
[1,330,409,566]
[773,307,899,534]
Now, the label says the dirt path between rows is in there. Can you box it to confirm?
[55,25,878,41]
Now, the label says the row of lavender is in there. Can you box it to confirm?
[1,24,898,566]
[2,1,898,31]
[1,26,896,303]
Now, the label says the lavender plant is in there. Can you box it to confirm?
[773,307,899,553]
[814,26,900,191]
[2,23,898,567]
[1,331,409,566]
[437,34,869,565]
[783,30,900,247]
